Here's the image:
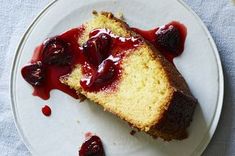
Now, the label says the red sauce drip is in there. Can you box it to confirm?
[41,105,51,116]
[79,134,105,156]
[85,132,93,138]
[131,21,187,63]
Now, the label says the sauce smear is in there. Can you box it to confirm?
[41,105,51,116]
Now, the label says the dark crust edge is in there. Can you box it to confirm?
[148,90,197,141]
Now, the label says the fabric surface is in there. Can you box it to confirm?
[0,0,234,155]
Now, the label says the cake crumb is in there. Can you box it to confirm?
[116,12,124,20]
[78,93,87,102]
[130,130,136,136]
[92,10,98,15]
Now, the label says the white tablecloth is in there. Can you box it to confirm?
[0,0,234,155]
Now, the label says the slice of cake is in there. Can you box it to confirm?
[60,11,197,140]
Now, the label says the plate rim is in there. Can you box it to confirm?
[177,1,224,155]
[9,0,224,155]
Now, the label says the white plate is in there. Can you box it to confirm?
[10,0,224,155]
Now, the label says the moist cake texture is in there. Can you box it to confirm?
[62,11,197,140]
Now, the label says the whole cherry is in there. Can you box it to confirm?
[42,37,72,66]
[21,61,45,86]
[156,25,181,54]
[79,135,105,156]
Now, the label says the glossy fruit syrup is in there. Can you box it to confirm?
[21,27,143,99]
[21,27,84,100]
[21,21,187,100]
[79,134,105,156]
[131,21,187,63]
